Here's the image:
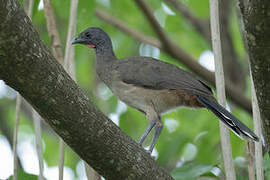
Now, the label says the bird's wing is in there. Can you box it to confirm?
[114,57,213,96]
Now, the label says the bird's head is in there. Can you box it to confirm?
[72,27,111,49]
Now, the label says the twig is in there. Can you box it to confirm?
[63,0,78,70]
[95,9,161,48]
[84,163,102,180]
[251,73,264,180]
[165,0,246,91]
[13,94,22,180]
[25,0,45,178]
[58,138,65,180]
[64,1,101,179]
[219,0,246,90]
[245,141,255,180]
[164,0,211,41]
[43,0,100,179]
[43,1,66,178]
[58,0,79,178]
[133,0,174,50]
[43,0,64,65]
[43,0,66,178]
[104,2,252,113]
[13,1,35,179]
[24,0,34,19]
[210,0,236,179]
[33,110,45,180]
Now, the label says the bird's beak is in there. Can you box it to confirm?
[71,37,87,45]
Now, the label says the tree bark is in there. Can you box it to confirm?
[237,0,270,151]
[0,1,173,179]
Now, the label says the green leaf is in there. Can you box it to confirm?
[171,162,214,180]
[8,170,38,180]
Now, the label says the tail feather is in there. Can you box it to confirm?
[197,95,259,142]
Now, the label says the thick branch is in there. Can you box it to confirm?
[96,8,252,113]
[237,0,270,151]
[165,0,246,90]
[0,1,173,179]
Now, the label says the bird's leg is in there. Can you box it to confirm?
[148,117,163,153]
[138,120,156,145]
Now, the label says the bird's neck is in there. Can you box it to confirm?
[95,42,117,64]
[95,43,117,85]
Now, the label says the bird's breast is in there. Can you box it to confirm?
[110,80,204,114]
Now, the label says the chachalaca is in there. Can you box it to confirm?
[72,27,258,153]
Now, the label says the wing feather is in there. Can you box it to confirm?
[113,57,213,96]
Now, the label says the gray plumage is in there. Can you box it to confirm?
[113,57,213,96]
[72,27,258,153]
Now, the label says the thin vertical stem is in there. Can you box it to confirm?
[43,0,66,177]
[59,0,78,179]
[25,0,45,178]
[64,0,78,69]
[209,0,236,179]
[13,1,34,179]
[33,110,45,180]
[251,73,264,180]
[13,94,22,180]
[43,0,64,65]
[58,138,65,180]
[84,163,101,180]
[43,0,100,179]
[245,141,255,180]
[24,0,34,18]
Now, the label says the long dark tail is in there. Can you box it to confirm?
[196,95,259,142]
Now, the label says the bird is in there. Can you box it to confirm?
[72,27,259,153]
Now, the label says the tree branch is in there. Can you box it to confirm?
[164,0,246,90]
[96,7,252,113]
[95,9,161,48]
[164,0,211,42]
[43,0,64,65]
[219,0,246,90]
[0,1,173,179]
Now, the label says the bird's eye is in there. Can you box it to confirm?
[85,32,90,38]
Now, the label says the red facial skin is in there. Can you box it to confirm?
[87,44,96,48]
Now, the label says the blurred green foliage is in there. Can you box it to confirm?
[0,0,266,179]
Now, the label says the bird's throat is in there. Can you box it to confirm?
[95,44,117,62]
[87,44,96,48]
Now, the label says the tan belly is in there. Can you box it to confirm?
[110,81,203,114]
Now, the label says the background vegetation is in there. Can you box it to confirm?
[0,0,267,179]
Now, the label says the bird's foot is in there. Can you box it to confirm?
[145,149,152,154]
[137,140,144,146]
